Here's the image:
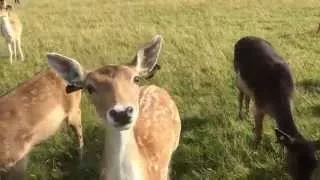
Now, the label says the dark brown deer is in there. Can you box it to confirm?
[234,36,320,179]
[235,36,295,143]
[275,129,320,180]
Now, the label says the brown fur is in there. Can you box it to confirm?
[0,69,83,179]
[47,35,179,180]
[135,85,180,179]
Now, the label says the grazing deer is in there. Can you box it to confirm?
[234,36,296,144]
[234,36,320,179]
[47,35,181,180]
[275,129,320,180]
[0,0,24,64]
[0,69,83,180]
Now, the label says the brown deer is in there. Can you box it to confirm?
[0,69,83,180]
[47,35,181,180]
[234,36,320,179]
[0,0,24,64]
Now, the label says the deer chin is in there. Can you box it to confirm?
[104,116,134,131]
[114,123,132,131]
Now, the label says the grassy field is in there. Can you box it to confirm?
[1,0,320,179]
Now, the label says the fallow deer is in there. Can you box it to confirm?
[234,36,296,144]
[0,0,24,64]
[47,35,181,180]
[234,36,320,179]
[0,69,83,180]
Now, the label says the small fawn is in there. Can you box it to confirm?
[47,35,181,180]
[0,69,83,180]
[0,0,24,64]
[234,36,320,179]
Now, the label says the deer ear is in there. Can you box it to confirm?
[275,128,296,148]
[130,35,162,78]
[47,52,86,89]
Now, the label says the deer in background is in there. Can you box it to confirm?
[0,69,83,180]
[47,35,181,180]
[234,36,320,179]
[0,0,24,64]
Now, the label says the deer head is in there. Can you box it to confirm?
[47,35,162,131]
[275,128,320,180]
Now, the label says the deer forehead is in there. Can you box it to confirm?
[87,65,137,84]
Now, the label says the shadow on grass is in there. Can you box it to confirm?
[180,116,210,133]
[278,30,316,39]
[311,105,320,117]
[36,122,105,180]
[247,165,288,180]
[296,79,320,93]
[171,116,211,180]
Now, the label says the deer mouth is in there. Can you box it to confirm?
[114,123,131,131]
[113,116,132,129]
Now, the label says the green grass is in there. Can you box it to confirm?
[1,0,320,179]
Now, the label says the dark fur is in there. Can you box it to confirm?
[234,36,319,179]
[234,36,297,134]
[275,129,320,180]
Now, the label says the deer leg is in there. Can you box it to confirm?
[253,106,265,145]
[7,42,13,64]
[238,91,244,120]
[68,108,83,160]
[17,38,24,61]
[13,40,17,61]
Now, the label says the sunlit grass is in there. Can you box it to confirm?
[0,0,320,179]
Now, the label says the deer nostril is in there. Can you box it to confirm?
[126,106,133,114]
[109,109,117,118]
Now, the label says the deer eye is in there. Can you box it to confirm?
[133,76,140,84]
[86,84,96,94]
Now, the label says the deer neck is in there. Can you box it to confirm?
[104,127,145,180]
[273,97,301,138]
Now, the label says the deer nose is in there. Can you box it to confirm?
[109,106,134,125]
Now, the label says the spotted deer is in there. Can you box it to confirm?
[0,69,83,180]
[234,36,320,179]
[47,35,181,180]
[0,0,24,64]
